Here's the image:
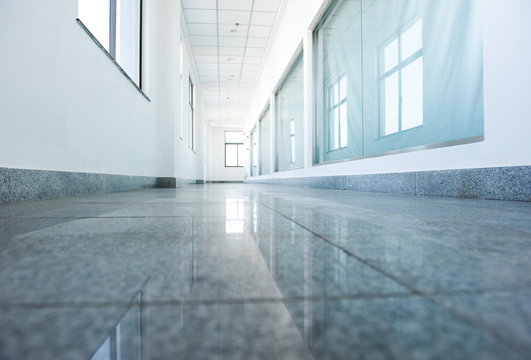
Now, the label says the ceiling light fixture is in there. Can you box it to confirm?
[230,22,240,33]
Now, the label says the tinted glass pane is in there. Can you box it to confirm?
[339,76,347,101]
[384,72,399,135]
[401,19,423,60]
[401,57,423,130]
[276,53,304,171]
[340,102,348,147]
[384,38,399,72]
[329,107,339,150]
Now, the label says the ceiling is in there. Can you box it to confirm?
[181,0,283,128]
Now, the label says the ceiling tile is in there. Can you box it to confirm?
[219,46,245,56]
[181,0,216,9]
[220,56,243,64]
[192,46,218,55]
[219,0,253,11]
[247,25,272,38]
[218,24,249,37]
[220,63,242,71]
[253,0,281,12]
[240,70,258,78]
[194,55,218,63]
[250,11,277,26]
[242,63,260,71]
[197,62,219,70]
[199,70,219,77]
[189,35,217,46]
[184,9,217,23]
[219,36,247,47]
[218,10,251,25]
[245,47,265,56]
[246,37,268,48]
[242,56,262,64]
[186,23,217,36]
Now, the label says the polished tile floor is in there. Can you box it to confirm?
[0,184,530,359]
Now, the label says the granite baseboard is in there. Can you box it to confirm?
[0,168,178,203]
[246,166,531,201]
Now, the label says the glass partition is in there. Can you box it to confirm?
[314,0,484,164]
[259,107,271,175]
[276,53,305,171]
[250,129,258,176]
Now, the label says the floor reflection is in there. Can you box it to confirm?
[91,279,149,360]
[226,198,245,233]
[0,185,530,359]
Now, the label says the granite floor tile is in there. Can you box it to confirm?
[433,288,531,354]
[0,184,530,359]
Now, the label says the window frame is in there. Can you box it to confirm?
[379,17,423,137]
[224,131,244,168]
[77,0,143,89]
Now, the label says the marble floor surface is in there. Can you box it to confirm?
[0,184,530,360]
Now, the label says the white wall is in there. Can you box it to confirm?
[246,0,531,179]
[0,0,204,180]
[207,127,246,182]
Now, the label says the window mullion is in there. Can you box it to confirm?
[109,0,117,58]
[398,35,403,132]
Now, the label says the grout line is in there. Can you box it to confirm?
[246,193,531,356]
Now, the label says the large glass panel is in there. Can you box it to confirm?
[315,0,484,163]
[259,107,271,175]
[314,0,363,163]
[276,53,304,171]
[251,130,258,176]
[78,0,110,50]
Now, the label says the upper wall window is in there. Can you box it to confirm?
[78,0,142,87]
[314,0,484,164]
[275,52,304,172]
[381,19,423,136]
[225,132,244,168]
